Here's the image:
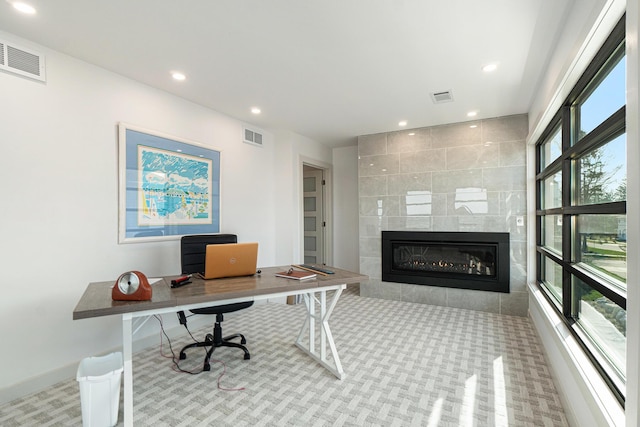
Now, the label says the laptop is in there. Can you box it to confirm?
[200,242,259,279]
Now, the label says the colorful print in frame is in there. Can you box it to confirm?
[118,123,221,243]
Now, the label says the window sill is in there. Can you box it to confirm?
[528,282,624,427]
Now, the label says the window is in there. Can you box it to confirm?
[535,16,626,402]
[540,125,562,168]
[576,134,626,206]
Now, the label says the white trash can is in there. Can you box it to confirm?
[76,352,123,427]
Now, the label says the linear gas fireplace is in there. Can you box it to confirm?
[382,231,510,293]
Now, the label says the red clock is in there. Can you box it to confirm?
[112,271,152,301]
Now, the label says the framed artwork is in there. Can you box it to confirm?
[118,123,221,243]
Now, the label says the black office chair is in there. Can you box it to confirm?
[177,234,252,370]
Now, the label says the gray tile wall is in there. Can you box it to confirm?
[358,114,528,316]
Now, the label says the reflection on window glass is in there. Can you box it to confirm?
[541,171,562,209]
[454,187,487,214]
[577,134,626,205]
[405,190,432,215]
[541,256,563,304]
[578,53,625,138]
[542,215,562,254]
[577,214,626,284]
[573,277,626,377]
[540,127,562,169]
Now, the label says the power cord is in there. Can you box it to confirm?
[153,315,245,391]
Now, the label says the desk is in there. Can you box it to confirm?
[73,266,367,427]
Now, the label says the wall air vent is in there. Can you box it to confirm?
[0,40,46,82]
[430,90,453,104]
[243,125,264,147]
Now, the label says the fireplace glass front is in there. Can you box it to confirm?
[392,243,497,277]
[382,231,510,293]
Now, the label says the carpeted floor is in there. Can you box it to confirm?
[0,286,568,426]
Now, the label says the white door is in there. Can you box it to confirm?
[303,167,324,264]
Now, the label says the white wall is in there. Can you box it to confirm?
[624,3,640,426]
[0,31,334,400]
[273,130,334,265]
[332,146,359,272]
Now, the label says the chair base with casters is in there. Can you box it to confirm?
[179,312,251,370]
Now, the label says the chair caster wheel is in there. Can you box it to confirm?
[244,354,250,360]
[179,352,186,360]
[203,363,211,371]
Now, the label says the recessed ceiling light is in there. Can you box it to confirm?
[251,107,261,114]
[398,120,407,127]
[482,63,498,72]
[171,71,186,81]
[10,1,36,14]
[467,111,477,117]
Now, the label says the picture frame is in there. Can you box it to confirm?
[118,123,221,243]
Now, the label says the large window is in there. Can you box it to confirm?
[535,16,626,402]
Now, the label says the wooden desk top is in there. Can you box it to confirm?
[72,278,176,320]
[73,265,367,320]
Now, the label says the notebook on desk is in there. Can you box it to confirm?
[200,242,259,279]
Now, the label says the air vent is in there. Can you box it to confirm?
[0,40,46,82]
[243,126,263,147]
[430,90,453,104]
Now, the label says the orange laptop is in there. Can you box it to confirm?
[200,242,259,279]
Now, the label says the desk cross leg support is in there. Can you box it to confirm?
[295,285,345,380]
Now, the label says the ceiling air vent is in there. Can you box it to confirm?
[243,126,263,147]
[0,40,46,82]
[430,90,453,104]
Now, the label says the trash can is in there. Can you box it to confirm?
[76,352,123,427]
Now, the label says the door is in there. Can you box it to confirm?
[303,166,324,264]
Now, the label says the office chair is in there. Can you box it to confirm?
[178,234,252,370]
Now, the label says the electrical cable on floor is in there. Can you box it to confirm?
[153,315,245,391]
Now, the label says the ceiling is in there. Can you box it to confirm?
[0,0,572,147]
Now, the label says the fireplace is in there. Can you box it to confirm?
[382,231,510,293]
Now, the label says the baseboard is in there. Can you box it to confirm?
[528,283,624,427]
[0,315,212,406]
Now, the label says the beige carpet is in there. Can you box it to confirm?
[0,286,568,426]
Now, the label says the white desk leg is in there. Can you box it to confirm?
[122,313,133,427]
[295,286,345,379]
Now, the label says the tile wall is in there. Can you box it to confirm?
[358,114,528,316]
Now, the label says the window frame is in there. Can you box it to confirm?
[535,15,627,404]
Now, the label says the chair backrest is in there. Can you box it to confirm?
[180,234,238,274]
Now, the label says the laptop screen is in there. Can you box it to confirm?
[202,242,258,279]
